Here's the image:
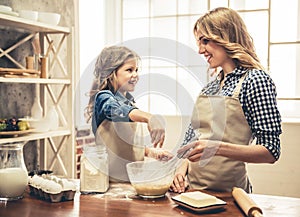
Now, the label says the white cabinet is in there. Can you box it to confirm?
[0,13,75,178]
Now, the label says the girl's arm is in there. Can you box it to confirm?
[129,109,165,148]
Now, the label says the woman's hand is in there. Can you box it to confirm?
[170,159,189,193]
[145,147,173,161]
[177,140,221,163]
[148,114,166,148]
[170,173,187,193]
[180,139,277,164]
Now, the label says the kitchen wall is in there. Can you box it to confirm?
[163,115,300,198]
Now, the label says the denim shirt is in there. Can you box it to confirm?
[92,90,137,135]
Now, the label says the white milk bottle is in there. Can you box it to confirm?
[0,142,28,200]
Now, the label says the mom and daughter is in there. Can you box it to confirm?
[85,7,281,193]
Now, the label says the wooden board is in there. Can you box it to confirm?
[0,128,35,137]
[0,67,40,74]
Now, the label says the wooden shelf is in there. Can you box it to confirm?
[0,13,70,34]
[0,77,71,84]
[0,128,71,144]
[0,11,75,178]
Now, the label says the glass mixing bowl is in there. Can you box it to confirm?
[126,160,175,198]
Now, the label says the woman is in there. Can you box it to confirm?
[86,45,172,182]
[171,7,281,193]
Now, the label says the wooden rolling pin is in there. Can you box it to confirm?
[232,187,263,217]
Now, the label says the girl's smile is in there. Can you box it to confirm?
[116,58,139,95]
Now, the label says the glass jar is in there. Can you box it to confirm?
[0,142,28,201]
[80,145,109,194]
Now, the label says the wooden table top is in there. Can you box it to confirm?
[1,183,300,217]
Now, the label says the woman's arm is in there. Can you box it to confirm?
[243,71,282,161]
[170,159,189,193]
[218,141,276,163]
[185,139,276,164]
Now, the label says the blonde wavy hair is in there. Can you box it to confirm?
[194,7,264,70]
[85,45,140,123]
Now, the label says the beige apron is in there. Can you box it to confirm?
[95,120,145,182]
[188,72,253,192]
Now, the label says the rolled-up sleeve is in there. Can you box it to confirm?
[102,96,136,121]
[243,71,282,160]
[94,91,137,127]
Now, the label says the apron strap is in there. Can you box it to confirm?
[232,70,249,98]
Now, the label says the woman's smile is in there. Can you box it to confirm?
[204,54,212,64]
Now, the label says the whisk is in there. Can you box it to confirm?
[147,131,201,179]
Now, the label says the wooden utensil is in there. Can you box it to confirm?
[232,187,263,217]
[0,67,39,74]
[0,67,40,78]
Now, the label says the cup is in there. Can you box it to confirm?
[40,57,48,78]
[25,56,34,69]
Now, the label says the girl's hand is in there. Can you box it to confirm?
[128,110,165,148]
[148,114,166,148]
[145,147,173,161]
[170,173,187,193]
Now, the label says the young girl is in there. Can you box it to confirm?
[86,45,172,182]
[171,7,281,193]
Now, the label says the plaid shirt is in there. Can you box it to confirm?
[182,66,282,160]
[92,90,137,134]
